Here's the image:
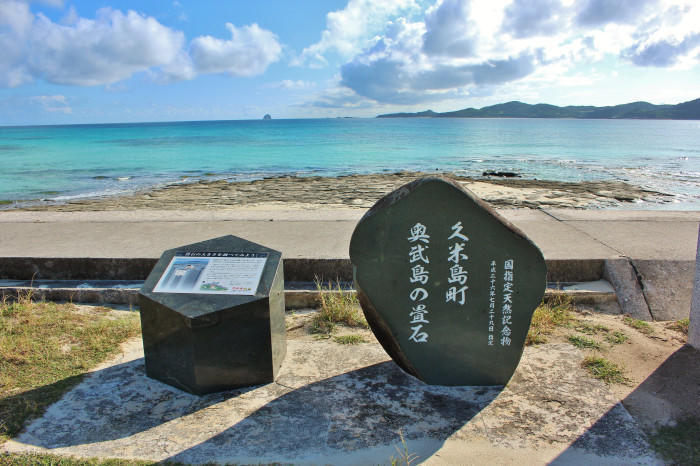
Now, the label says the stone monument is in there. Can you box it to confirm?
[350,177,546,386]
[139,235,285,395]
[690,224,700,350]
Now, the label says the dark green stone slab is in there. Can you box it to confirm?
[349,177,546,386]
[139,235,286,395]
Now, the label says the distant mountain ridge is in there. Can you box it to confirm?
[376,98,700,120]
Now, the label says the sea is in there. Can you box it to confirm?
[1,118,699,209]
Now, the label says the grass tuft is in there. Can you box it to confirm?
[333,334,367,345]
[526,295,575,345]
[574,322,609,335]
[310,279,368,335]
[647,417,700,466]
[568,335,601,350]
[0,293,140,441]
[666,318,689,336]
[605,331,629,345]
[390,429,419,466]
[0,452,156,465]
[623,316,654,335]
[582,356,627,384]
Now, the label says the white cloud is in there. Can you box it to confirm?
[30,94,72,113]
[621,1,700,67]
[296,86,377,109]
[305,0,700,108]
[0,0,34,86]
[501,0,565,38]
[0,2,282,87]
[60,5,78,25]
[267,80,316,90]
[158,50,196,82]
[189,23,281,77]
[341,51,536,104]
[422,0,476,57]
[623,33,700,67]
[575,0,658,27]
[337,0,539,104]
[36,0,63,7]
[294,0,419,67]
[29,8,184,86]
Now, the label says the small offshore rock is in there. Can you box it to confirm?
[482,171,521,178]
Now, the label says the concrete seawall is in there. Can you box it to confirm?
[0,208,697,320]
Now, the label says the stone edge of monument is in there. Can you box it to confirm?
[350,175,547,385]
[355,176,542,251]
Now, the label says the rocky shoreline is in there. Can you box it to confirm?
[11,172,671,211]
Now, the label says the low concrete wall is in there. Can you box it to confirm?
[1,286,616,309]
[0,257,604,283]
[0,257,157,281]
[2,256,692,320]
[634,259,695,321]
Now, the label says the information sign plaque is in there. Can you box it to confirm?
[153,252,268,295]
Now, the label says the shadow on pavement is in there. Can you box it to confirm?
[1,374,84,439]
[14,357,500,463]
[12,358,256,448]
[165,361,501,464]
[622,344,700,426]
[551,344,700,464]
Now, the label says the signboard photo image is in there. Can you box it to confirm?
[153,252,268,296]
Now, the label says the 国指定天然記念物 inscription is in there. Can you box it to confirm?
[138,235,286,395]
[349,177,546,386]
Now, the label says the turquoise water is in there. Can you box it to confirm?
[1,118,699,209]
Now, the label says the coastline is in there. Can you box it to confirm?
[3,172,673,212]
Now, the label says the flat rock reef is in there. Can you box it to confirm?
[16,172,670,211]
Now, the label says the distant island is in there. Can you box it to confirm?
[377,97,700,120]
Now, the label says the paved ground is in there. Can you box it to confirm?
[0,314,666,465]
[1,208,698,464]
[0,208,698,260]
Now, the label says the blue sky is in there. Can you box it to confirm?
[1,0,699,125]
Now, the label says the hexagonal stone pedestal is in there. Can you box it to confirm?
[139,235,285,395]
[350,177,546,386]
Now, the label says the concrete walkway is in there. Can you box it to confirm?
[0,208,698,260]
[0,321,667,465]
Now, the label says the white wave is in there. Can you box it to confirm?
[51,188,135,201]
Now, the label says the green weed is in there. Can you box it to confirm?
[390,429,419,466]
[333,334,367,345]
[0,293,140,441]
[666,318,689,335]
[568,335,601,350]
[310,280,368,335]
[582,356,627,384]
[623,316,654,335]
[526,295,575,345]
[605,331,629,345]
[574,322,609,335]
[0,453,155,465]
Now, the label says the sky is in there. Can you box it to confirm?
[1,0,699,125]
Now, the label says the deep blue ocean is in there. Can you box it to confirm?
[1,118,699,209]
